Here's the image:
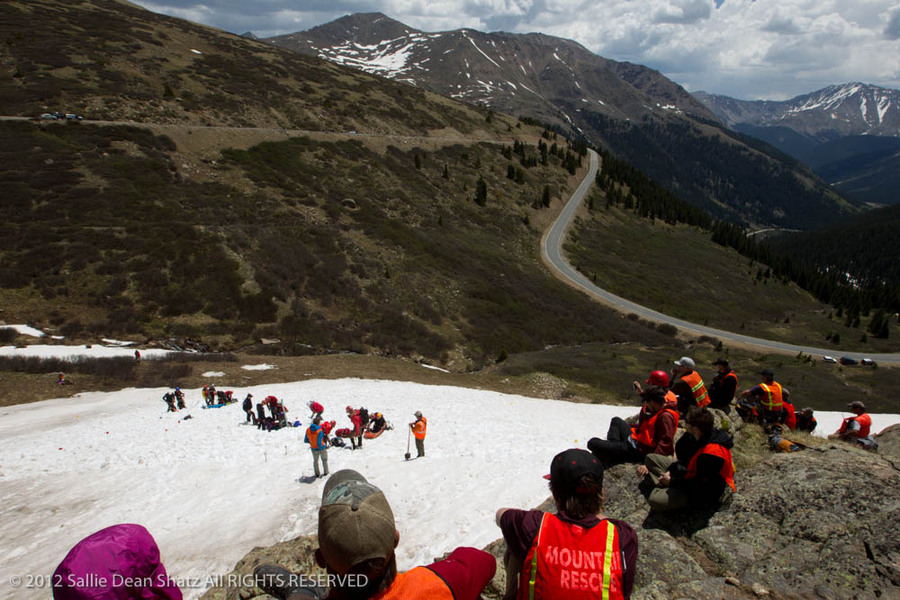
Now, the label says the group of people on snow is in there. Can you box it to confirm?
[303,401,420,478]
[161,387,186,412]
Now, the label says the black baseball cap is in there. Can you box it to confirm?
[543,449,604,494]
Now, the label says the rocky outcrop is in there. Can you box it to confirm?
[204,426,900,600]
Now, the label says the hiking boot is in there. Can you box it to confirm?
[253,565,324,600]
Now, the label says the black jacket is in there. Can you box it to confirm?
[708,370,737,409]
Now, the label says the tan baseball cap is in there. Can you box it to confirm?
[318,470,396,574]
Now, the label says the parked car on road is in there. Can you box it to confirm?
[839,356,859,365]
[38,113,58,120]
[822,355,837,363]
[64,113,83,121]
[861,358,877,367]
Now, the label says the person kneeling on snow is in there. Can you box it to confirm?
[367,412,387,434]
[496,449,638,600]
[254,469,496,600]
[642,406,735,512]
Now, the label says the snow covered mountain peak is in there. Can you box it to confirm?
[697,83,900,138]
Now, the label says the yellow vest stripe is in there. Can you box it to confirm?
[601,522,615,600]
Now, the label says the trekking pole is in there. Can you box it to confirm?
[405,426,411,461]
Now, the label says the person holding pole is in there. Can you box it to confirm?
[410,411,427,458]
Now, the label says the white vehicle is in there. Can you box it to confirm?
[822,355,837,363]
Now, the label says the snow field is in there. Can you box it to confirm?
[0,378,897,600]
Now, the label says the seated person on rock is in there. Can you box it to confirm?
[588,385,678,467]
[641,406,735,512]
[254,469,496,600]
[737,369,783,425]
[795,407,817,433]
[828,401,877,450]
[496,449,638,600]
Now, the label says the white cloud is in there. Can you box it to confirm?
[131,0,900,99]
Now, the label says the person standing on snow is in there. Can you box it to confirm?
[410,411,427,458]
[346,406,363,450]
[243,393,255,424]
[306,416,329,478]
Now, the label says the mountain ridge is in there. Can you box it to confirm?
[265,13,857,231]
[696,83,900,205]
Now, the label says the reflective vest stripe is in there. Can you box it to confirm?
[759,382,783,412]
[519,513,623,600]
[527,513,548,600]
[681,371,709,407]
[601,521,615,600]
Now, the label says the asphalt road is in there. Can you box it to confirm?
[541,149,900,365]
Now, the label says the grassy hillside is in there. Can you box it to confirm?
[0,119,686,364]
[0,0,500,135]
[564,198,900,354]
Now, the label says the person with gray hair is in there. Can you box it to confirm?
[670,356,710,416]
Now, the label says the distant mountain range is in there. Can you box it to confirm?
[696,84,900,205]
[265,13,856,230]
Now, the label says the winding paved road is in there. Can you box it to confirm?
[541,149,900,365]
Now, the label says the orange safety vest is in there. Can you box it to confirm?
[412,417,427,440]
[631,407,679,449]
[306,426,324,450]
[839,413,872,438]
[758,382,783,413]
[374,566,454,599]
[680,371,710,407]
[519,513,624,600]
[686,443,736,491]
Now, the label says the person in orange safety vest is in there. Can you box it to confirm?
[645,407,735,512]
[588,384,678,467]
[739,369,784,424]
[671,357,710,416]
[496,449,638,599]
[829,401,877,450]
[410,411,427,458]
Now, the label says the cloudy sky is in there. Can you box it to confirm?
[131,0,900,100]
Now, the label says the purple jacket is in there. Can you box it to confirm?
[53,523,182,599]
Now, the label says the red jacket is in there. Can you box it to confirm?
[350,413,362,435]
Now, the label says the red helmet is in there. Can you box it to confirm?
[645,370,670,387]
[346,405,353,412]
